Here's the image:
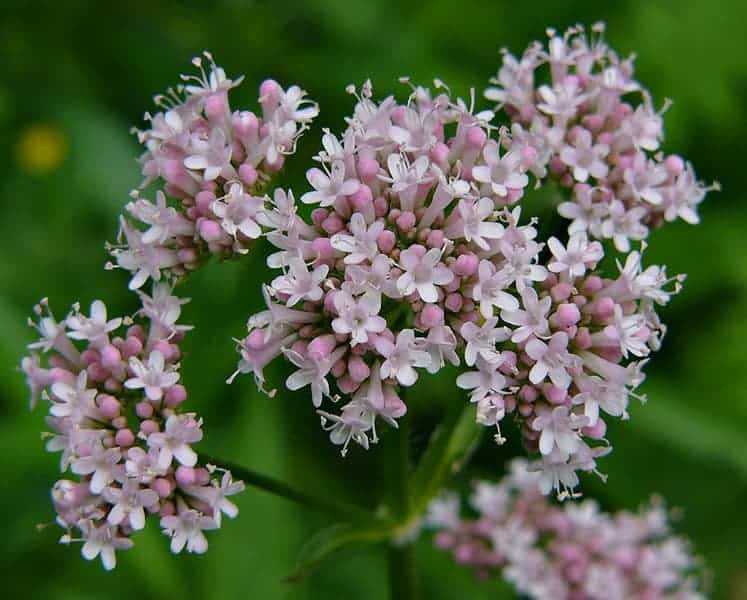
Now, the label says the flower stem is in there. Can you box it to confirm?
[203,455,376,525]
[386,414,420,600]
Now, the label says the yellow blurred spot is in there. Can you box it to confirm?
[16,123,68,175]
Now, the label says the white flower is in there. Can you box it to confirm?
[472,259,519,318]
[210,183,264,240]
[623,159,669,205]
[396,247,454,303]
[103,478,159,531]
[547,233,604,279]
[66,300,122,347]
[331,213,385,264]
[147,413,203,469]
[160,499,217,554]
[418,324,460,374]
[460,318,511,366]
[378,330,430,386]
[456,356,509,402]
[559,129,609,182]
[525,331,580,390]
[283,345,345,408]
[126,190,194,245]
[532,405,587,456]
[112,218,179,290]
[331,291,386,346]
[472,141,528,197]
[301,160,359,207]
[445,197,504,250]
[271,256,328,307]
[501,287,552,343]
[184,471,244,526]
[50,370,98,421]
[125,350,180,401]
[77,521,133,570]
[71,443,122,494]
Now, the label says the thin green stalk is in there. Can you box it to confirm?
[386,412,420,600]
[202,455,375,525]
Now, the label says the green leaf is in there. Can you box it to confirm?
[411,402,484,514]
[284,523,388,583]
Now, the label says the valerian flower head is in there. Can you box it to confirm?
[23,283,243,569]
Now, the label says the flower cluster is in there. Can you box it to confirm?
[21,284,243,570]
[109,52,319,289]
[230,78,539,455]
[426,459,704,600]
[484,23,718,251]
[231,76,682,496]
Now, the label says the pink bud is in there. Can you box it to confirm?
[373,196,389,218]
[554,303,581,327]
[198,218,223,242]
[347,356,370,383]
[98,395,120,419]
[445,293,463,312]
[592,297,616,319]
[551,282,574,302]
[349,184,373,211]
[205,92,228,121]
[420,303,444,328]
[377,229,396,254]
[194,468,210,486]
[140,419,159,436]
[430,142,449,164]
[115,429,135,448]
[100,344,121,370]
[583,418,607,439]
[311,237,334,261]
[574,327,592,349]
[233,110,259,138]
[357,158,379,181]
[308,335,337,360]
[321,214,344,234]
[165,384,187,407]
[519,385,539,403]
[466,126,487,149]
[426,229,444,248]
[111,416,128,430]
[239,163,258,186]
[175,466,196,487]
[135,401,154,419]
[396,211,416,231]
[543,384,567,405]
[259,79,281,105]
[152,478,172,499]
[665,154,685,176]
[454,253,479,277]
[337,375,359,394]
[80,348,100,366]
[195,190,216,214]
[581,276,603,295]
[87,362,108,383]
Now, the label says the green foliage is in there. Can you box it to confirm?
[1,1,745,598]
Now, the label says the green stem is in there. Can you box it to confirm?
[202,455,375,525]
[386,412,419,600]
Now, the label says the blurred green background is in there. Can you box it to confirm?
[2,1,745,598]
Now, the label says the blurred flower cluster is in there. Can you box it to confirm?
[426,459,704,599]
[22,284,243,569]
